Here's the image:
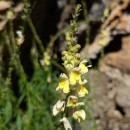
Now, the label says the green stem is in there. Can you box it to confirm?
[8,21,27,80]
[28,16,68,72]
[27,17,45,52]
[81,0,90,45]
[4,29,14,86]
[52,60,65,73]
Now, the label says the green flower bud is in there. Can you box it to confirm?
[6,10,14,20]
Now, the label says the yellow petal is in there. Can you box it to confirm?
[79,60,88,74]
[56,73,70,93]
[56,80,70,93]
[67,96,78,107]
[67,95,84,107]
[79,110,86,120]
[78,86,88,97]
[69,68,81,85]
[59,80,68,89]
[78,80,88,97]
[52,100,65,116]
[73,110,86,122]
[63,83,70,93]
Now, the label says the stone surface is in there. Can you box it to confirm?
[88,69,130,130]
[100,35,130,73]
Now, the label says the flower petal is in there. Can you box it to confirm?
[60,117,72,130]
[52,100,65,116]
[69,68,81,85]
[56,100,65,109]
[78,86,88,97]
[67,96,78,107]
[56,73,70,93]
[79,60,88,74]
[63,83,70,93]
[79,110,86,120]
[52,104,59,116]
[73,110,86,122]
[78,80,88,97]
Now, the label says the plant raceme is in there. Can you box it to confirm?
[52,4,91,130]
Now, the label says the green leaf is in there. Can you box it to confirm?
[4,101,12,124]
[16,113,23,130]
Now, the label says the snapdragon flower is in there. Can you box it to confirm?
[56,73,70,93]
[73,110,86,122]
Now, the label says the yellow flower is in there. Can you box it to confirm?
[56,73,70,93]
[67,95,84,107]
[77,80,88,97]
[53,100,65,116]
[73,110,86,122]
[67,96,78,107]
[79,60,88,74]
[79,60,91,74]
[69,68,81,85]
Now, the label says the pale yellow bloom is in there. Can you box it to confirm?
[67,95,84,107]
[78,80,88,97]
[53,100,65,116]
[79,60,88,74]
[73,110,86,122]
[60,117,72,130]
[79,60,92,74]
[56,73,70,93]
[69,68,81,85]
[67,96,78,107]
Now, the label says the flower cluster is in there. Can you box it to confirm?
[56,60,90,96]
[52,4,91,130]
[40,51,51,68]
[40,41,53,82]
[40,40,54,72]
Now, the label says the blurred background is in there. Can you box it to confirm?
[0,0,130,130]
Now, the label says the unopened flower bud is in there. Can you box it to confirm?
[16,30,24,45]
[76,44,81,49]
[67,42,71,46]
[65,64,74,73]
[62,56,65,61]
[68,55,73,61]
[74,59,80,66]
[62,51,67,56]
[75,53,81,59]
[70,47,75,52]
[6,10,14,20]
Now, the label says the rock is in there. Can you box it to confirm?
[116,86,130,108]
[106,108,123,120]
[87,69,130,130]
[100,35,130,73]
